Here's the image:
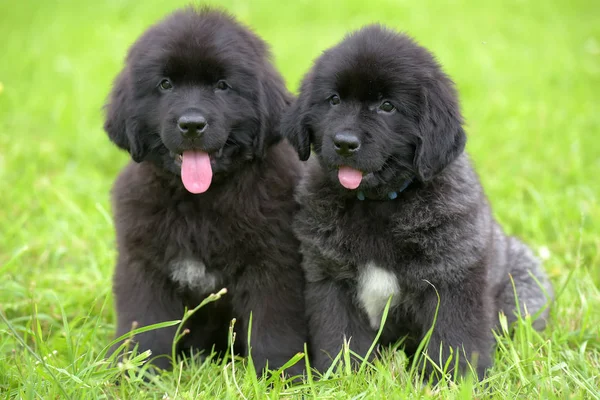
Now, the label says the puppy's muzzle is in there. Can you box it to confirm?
[333,131,361,157]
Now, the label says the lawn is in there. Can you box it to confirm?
[0,0,599,398]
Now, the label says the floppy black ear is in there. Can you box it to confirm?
[414,77,467,181]
[103,69,148,162]
[280,76,313,162]
[254,62,292,157]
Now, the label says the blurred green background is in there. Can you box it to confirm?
[0,0,598,397]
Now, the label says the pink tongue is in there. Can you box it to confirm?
[181,150,213,194]
[338,166,363,190]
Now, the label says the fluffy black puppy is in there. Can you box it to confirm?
[103,7,306,376]
[282,25,553,381]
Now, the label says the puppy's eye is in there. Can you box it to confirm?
[158,79,173,91]
[329,95,341,106]
[216,80,230,91]
[379,101,396,113]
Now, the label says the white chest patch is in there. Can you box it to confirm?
[357,262,401,330]
[169,259,217,293]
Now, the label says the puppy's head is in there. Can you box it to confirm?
[104,7,290,194]
[282,25,466,194]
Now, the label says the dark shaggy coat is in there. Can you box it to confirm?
[103,7,306,376]
[282,25,553,381]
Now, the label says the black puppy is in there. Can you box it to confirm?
[282,25,552,380]
[103,7,306,376]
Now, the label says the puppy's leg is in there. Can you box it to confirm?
[415,280,495,382]
[111,259,184,371]
[306,279,377,373]
[231,267,307,378]
[497,237,553,330]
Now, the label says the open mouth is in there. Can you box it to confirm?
[171,147,224,166]
[338,166,364,189]
[335,158,391,190]
[169,148,224,195]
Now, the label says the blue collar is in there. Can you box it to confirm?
[356,177,414,201]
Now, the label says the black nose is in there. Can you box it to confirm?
[178,113,208,138]
[333,132,361,156]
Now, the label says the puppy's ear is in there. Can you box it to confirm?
[254,63,291,157]
[414,76,466,181]
[280,76,313,161]
[103,69,148,162]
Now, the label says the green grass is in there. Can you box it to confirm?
[1,0,599,398]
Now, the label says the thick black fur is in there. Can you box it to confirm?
[104,7,306,376]
[282,25,553,381]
